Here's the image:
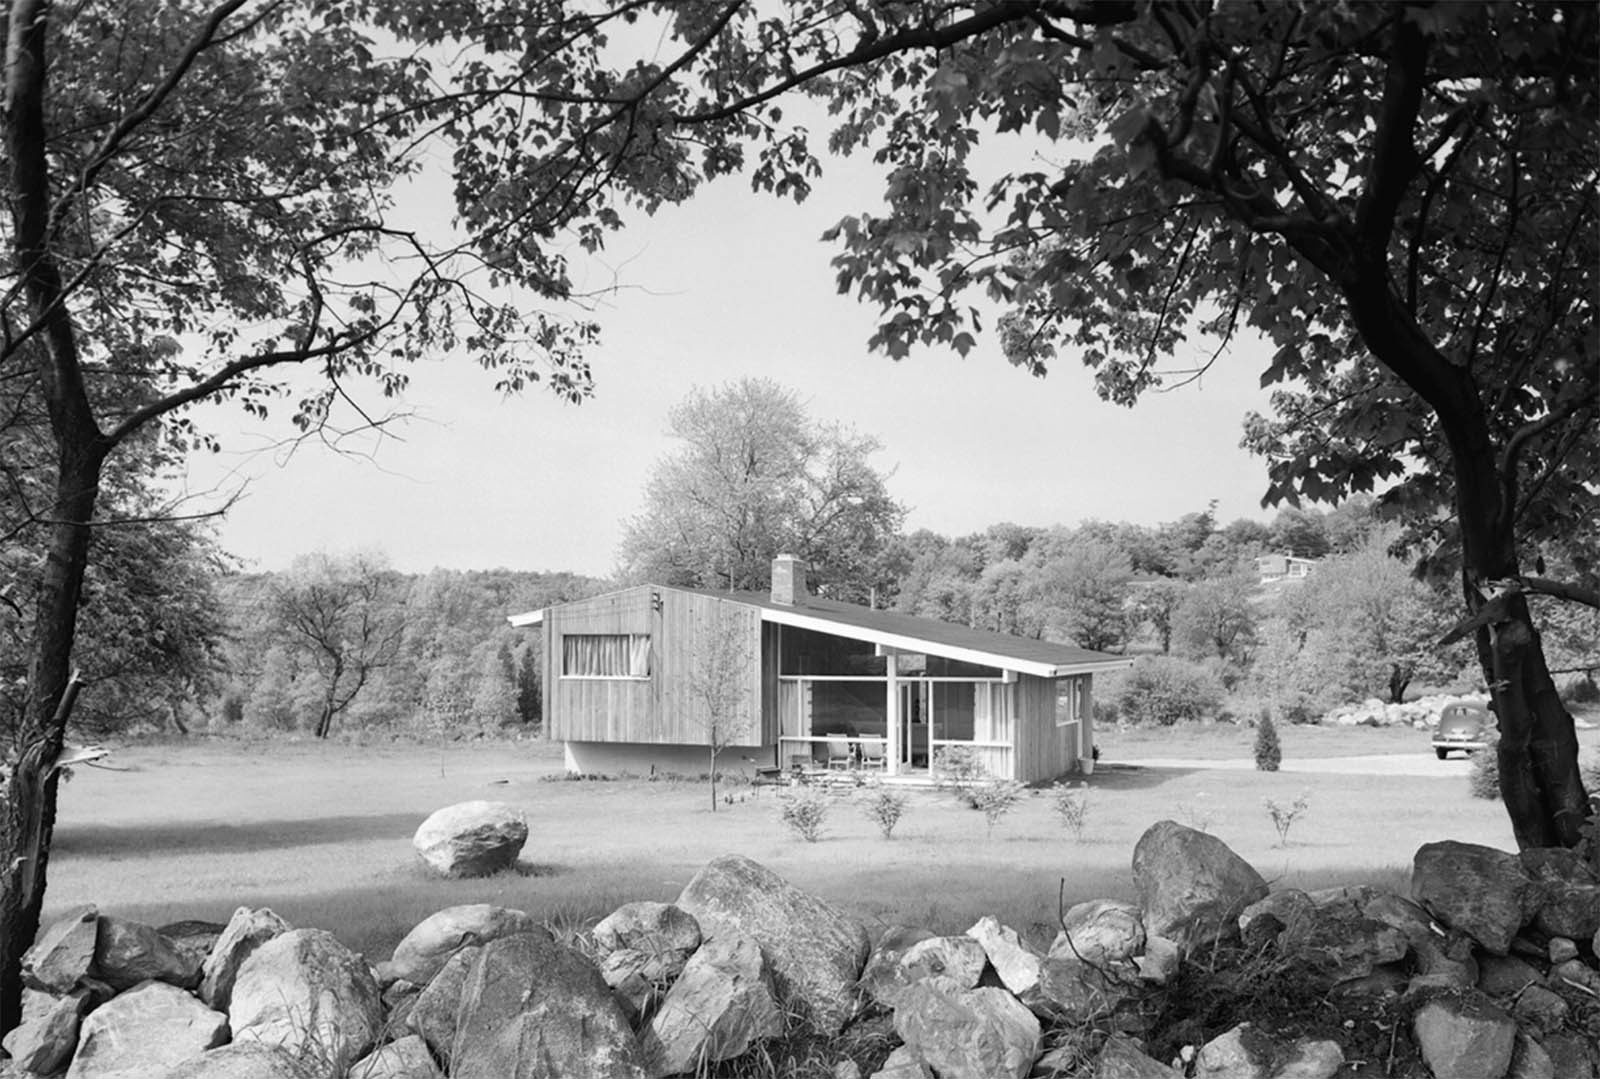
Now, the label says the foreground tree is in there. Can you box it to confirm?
[618,378,903,597]
[0,0,593,1032]
[428,0,1596,852]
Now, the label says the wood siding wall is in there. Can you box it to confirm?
[546,587,766,746]
[1013,673,1068,782]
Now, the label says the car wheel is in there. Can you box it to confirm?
[1435,748,1449,760]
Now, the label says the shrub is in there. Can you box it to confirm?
[780,787,830,842]
[972,780,1025,836]
[1050,783,1090,841]
[1115,656,1225,726]
[1263,793,1311,846]
[860,785,908,840]
[933,744,991,807]
[1254,712,1282,772]
[1468,744,1501,800]
[1563,676,1600,705]
[1092,698,1119,727]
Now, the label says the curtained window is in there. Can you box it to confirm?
[562,634,651,678]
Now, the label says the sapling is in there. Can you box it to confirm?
[973,780,1025,837]
[1050,783,1090,841]
[1263,793,1311,846]
[780,787,829,843]
[861,785,908,839]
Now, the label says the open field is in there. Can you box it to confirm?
[39,726,1580,966]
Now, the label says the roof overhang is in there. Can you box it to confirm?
[755,605,1130,680]
[507,609,545,627]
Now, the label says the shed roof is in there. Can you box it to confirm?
[509,585,1132,679]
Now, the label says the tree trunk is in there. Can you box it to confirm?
[0,454,102,1034]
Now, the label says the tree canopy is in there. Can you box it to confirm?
[413,0,1596,852]
[618,378,903,598]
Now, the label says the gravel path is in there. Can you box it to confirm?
[1114,752,1478,777]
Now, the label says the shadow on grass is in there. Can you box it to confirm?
[53,813,422,858]
[1084,763,1205,791]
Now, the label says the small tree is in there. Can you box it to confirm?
[685,608,755,813]
[270,551,405,740]
[1254,712,1282,773]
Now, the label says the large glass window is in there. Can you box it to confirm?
[562,634,651,678]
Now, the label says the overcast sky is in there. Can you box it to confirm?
[179,148,1282,579]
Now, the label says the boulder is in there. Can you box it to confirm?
[348,1035,443,1079]
[858,926,936,1010]
[676,854,869,1034]
[451,933,645,1079]
[1543,1033,1599,1079]
[1511,984,1569,1032]
[1549,937,1579,963]
[1510,1034,1555,1079]
[154,1043,318,1079]
[2,987,91,1074]
[639,933,783,1076]
[892,982,1040,1079]
[1533,880,1600,941]
[868,1046,933,1079]
[1134,934,1181,985]
[1094,1032,1182,1078]
[1478,953,1545,997]
[1132,821,1267,952]
[406,945,481,1069]
[1031,955,1133,1023]
[593,902,701,1023]
[1412,991,1516,1079]
[964,917,1041,997]
[593,901,702,957]
[67,980,227,1079]
[388,903,545,985]
[1193,1023,1342,1079]
[874,936,989,1008]
[199,907,290,1012]
[158,920,229,969]
[1276,907,1408,987]
[1412,841,1535,954]
[1551,956,1600,996]
[1238,890,1314,940]
[95,916,202,992]
[23,904,98,993]
[412,801,527,877]
[1051,899,1145,965]
[229,928,383,1070]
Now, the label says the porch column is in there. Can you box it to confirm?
[884,646,900,777]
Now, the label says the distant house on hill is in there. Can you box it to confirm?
[507,555,1131,782]
[1255,553,1318,583]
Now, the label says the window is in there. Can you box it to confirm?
[1057,676,1086,728]
[562,634,651,678]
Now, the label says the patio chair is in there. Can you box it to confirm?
[826,735,854,771]
[859,738,887,771]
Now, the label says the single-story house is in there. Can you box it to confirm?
[1255,553,1318,583]
[508,555,1132,782]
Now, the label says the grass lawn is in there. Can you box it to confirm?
[38,729,1545,966]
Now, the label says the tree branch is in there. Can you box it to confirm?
[1354,12,1426,247]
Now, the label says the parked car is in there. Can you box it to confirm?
[1433,700,1494,759]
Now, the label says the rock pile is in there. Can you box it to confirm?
[1323,693,1474,728]
[5,823,1597,1078]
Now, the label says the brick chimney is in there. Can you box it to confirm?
[771,554,807,607]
